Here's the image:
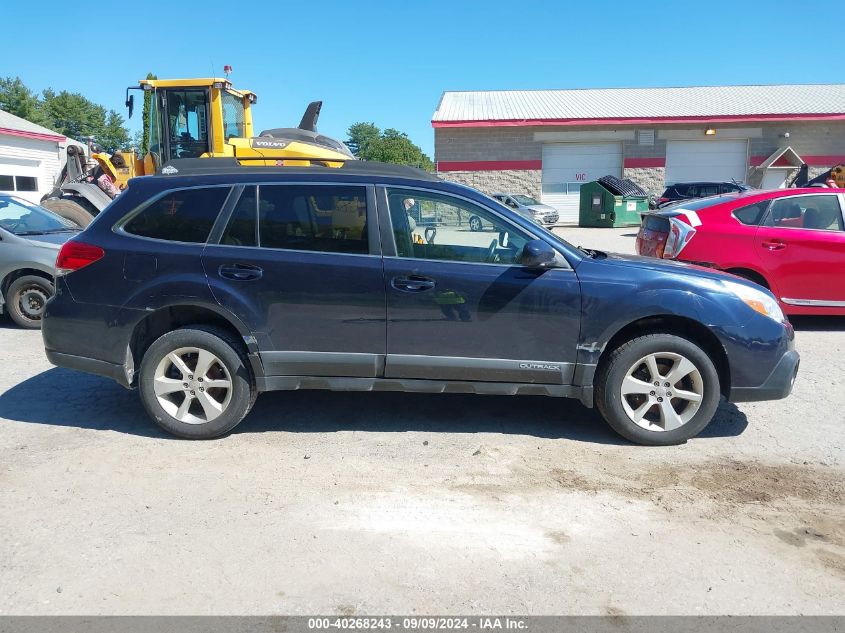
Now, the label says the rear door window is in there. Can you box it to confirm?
[765,195,844,231]
[698,184,719,197]
[257,184,369,254]
[124,186,230,243]
[221,187,258,247]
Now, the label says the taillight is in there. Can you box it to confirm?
[55,241,105,275]
[658,197,670,204]
[662,218,696,259]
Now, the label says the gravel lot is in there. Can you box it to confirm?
[0,227,842,615]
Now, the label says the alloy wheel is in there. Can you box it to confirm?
[153,347,233,424]
[619,352,704,431]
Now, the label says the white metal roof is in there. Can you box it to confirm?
[432,84,845,123]
[0,108,66,139]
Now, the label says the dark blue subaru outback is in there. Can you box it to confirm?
[42,159,799,445]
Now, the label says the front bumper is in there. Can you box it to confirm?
[729,349,800,403]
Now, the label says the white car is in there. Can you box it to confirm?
[491,193,559,227]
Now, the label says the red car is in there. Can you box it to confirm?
[636,188,845,316]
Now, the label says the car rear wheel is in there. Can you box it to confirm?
[595,334,720,445]
[40,198,95,228]
[468,215,483,232]
[138,326,256,439]
[5,275,53,329]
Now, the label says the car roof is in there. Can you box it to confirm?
[155,158,440,183]
[658,187,845,211]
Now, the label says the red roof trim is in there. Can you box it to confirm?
[432,112,845,128]
[437,160,541,171]
[750,154,845,166]
[624,157,665,168]
[0,127,65,143]
[439,155,845,174]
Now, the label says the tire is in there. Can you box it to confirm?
[5,275,53,329]
[595,334,721,446]
[727,269,769,290]
[469,215,484,232]
[138,325,257,439]
[40,198,95,228]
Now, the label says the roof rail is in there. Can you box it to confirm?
[156,158,441,181]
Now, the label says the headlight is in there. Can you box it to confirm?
[722,280,785,322]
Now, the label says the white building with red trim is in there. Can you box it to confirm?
[432,84,845,223]
[0,108,68,204]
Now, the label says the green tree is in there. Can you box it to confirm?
[0,76,45,124]
[141,72,157,155]
[40,89,130,152]
[346,122,380,156]
[100,110,131,152]
[346,122,433,171]
[0,76,132,153]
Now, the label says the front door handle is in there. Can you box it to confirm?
[392,275,436,292]
[761,240,786,251]
[219,263,263,281]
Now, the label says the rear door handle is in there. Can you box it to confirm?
[219,263,263,281]
[391,275,436,292]
[761,240,786,251]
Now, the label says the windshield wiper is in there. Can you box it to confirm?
[577,247,607,259]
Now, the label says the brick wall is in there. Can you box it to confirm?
[623,167,665,194]
[435,121,845,194]
[437,169,542,198]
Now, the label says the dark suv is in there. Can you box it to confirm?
[658,182,750,207]
[42,159,799,445]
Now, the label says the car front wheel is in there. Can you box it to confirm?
[595,334,721,445]
[468,215,483,232]
[138,326,256,439]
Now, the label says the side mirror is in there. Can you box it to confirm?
[521,239,558,269]
[125,93,134,119]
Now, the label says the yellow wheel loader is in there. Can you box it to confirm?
[41,77,353,226]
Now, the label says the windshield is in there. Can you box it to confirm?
[512,195,540,205]
[0,196,77,235]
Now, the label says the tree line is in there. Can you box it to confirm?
[1,75,434,171]
[0,76,131,152]
[346,122,433,171]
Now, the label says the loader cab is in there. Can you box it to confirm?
[130,78,256,172]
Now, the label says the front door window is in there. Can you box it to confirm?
[386,188,531,265]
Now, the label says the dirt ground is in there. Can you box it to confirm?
[0,227,842,615]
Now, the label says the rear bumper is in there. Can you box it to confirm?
[45,349,132,388]
[729,349,800,403]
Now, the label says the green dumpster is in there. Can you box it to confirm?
[579,175,649,227]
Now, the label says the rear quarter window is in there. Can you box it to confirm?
[123,187,231,243]
[732,201,770,226]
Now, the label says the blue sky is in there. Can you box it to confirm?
[2,0,839,157]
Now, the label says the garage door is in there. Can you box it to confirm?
[665,140,748,186]
[0,157,42,204]
[541,143,622,223]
